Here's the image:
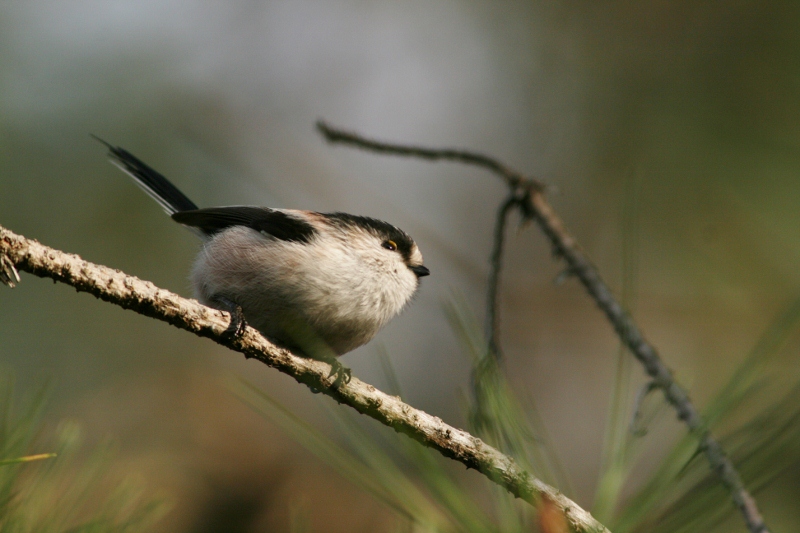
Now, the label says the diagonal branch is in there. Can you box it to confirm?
[0,224,610,533]
[316,120,770,533]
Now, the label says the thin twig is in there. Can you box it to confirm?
[317,120,543,192]
[315,121,770,533]
[0,224,610,533]
[486,193,520,361]
[469,195,519,438]
[629,381,659,437]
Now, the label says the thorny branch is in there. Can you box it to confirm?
[316,120,770,533]
[0,224,610,533]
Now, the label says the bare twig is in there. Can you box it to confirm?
[316,120,543,192]
[629,381,659,437]
[0,224,610,533]
[469,193,521,437]
[316,121,770,533]
[486,193,520,362]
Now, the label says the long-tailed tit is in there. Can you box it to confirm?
[96,139,429,363]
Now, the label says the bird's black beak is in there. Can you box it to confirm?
[410,265,430,278]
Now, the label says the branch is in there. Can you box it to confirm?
[526,178,768,533]
[0,224,610,533]
[470,194,519,432]
[316,121,543,191]
[486,193,520,361]
[316,121,770,533]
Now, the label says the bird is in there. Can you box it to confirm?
[95,137,429,372]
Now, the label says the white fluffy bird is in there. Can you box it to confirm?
[98,139,429,360]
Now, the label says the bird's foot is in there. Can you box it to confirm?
[327,359,352,387]
[211,295,247,338]
[0,255,20,288]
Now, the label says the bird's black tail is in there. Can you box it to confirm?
[92,135,199,215]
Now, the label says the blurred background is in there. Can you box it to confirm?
[2,1,800,531]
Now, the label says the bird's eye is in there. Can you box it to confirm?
[382,240,397,251]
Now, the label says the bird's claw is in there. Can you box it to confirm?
[227,304,247,338]
[212,295,247,339]
[0,255,20,288]
[328,360,352,387]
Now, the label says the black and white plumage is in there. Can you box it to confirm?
[97,139,429,356]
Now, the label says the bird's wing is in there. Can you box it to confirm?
[171,206,316,243]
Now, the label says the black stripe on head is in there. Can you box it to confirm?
[324,212,415,261]
[172,207,316,243]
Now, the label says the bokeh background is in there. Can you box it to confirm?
[2,1,800,531]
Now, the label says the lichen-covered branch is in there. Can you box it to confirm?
[316,120,769,533]
[0,224,610,533]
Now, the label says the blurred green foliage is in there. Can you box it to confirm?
[0,376,168,532]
